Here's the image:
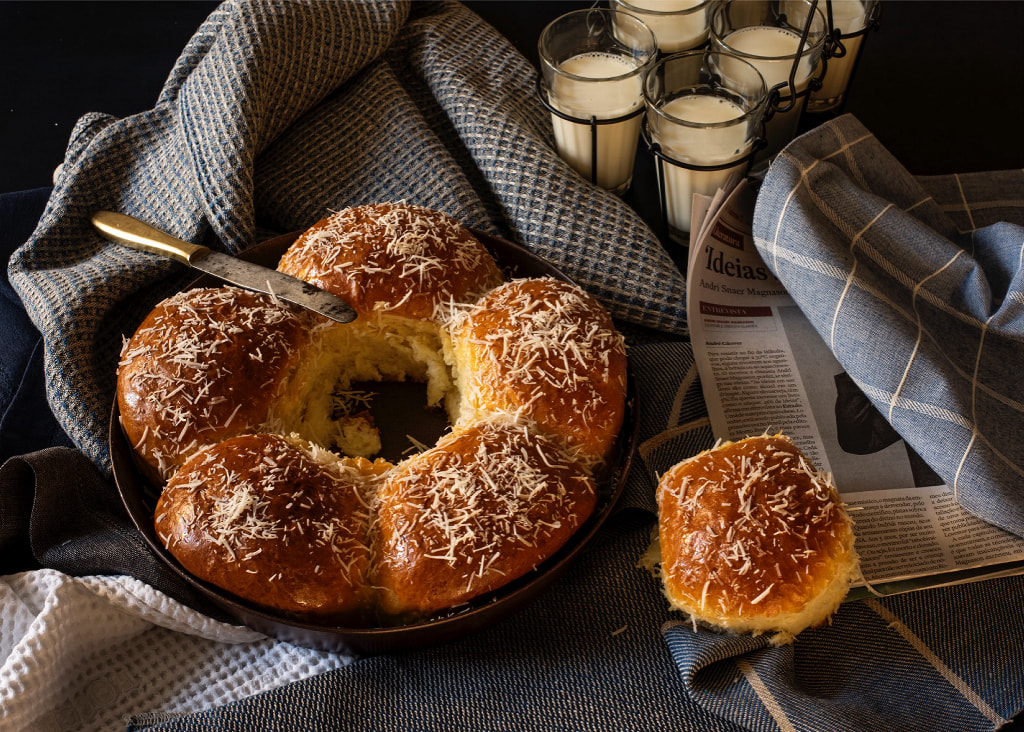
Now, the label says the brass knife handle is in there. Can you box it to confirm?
[91,211,209,265]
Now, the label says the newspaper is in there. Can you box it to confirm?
[683,179,1024,598]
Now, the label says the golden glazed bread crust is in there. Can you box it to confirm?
[372,418,597,617]
[116,203,626,621]
[116,286,313,484]
[448,277,628,468]
[277,203,504,322]
[155,433,389,619]
[656,434,858,643]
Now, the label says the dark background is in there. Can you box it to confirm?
[1,1,1023,197]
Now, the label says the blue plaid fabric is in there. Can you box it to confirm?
[6,1,1024,729]
[752,115,1024,539]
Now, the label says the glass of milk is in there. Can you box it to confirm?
[538,9,657,195]
[806,0,879,112]
[643,50,767,242]
[611,0,715,53]
[710,0,828,160]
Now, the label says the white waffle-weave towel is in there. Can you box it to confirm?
[0,569,351,731]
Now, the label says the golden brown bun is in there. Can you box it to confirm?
[372,417,597,617]
[448,277,627,468]
[277,203,504,322]
[116,286,313,484]
[656,434,858,644]
[119,204,627,620]
[155,433,390,619]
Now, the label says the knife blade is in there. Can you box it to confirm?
[91,211,357,324]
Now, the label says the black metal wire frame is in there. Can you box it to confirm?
[536,75,647,188]
[769,0,830,114]
[822,0,883,60]
[642,117,767,244]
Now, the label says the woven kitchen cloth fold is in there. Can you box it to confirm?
[6,0,688,479]
[0,568,353,732]
[752,114,1024,538]
[120,341,1024,732]
[123,545,1024,732]
[0,187,76,465]
[661,572,1024,732]
[612,341,1024,732]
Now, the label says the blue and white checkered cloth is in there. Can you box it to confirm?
[753,114,1024,539]
[5,1,1024,729]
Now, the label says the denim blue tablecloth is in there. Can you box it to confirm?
[3,1,1024,730]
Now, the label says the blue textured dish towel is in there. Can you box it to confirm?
[3,2,1023,730]
[754,115,1024,540]
[7,0,687,476]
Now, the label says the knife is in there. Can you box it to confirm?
[91,211,357,324]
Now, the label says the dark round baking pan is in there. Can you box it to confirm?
[110,228,638,655]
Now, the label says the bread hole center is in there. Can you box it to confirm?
[338,380,451,463]
[278,319,464,464]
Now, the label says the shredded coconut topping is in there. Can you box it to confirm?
[450,278,627,463]
[376,419,594,599]
[159,435,377,589]
[660,436,847,616]
[117,286,306,479]
[278,203,500,317]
